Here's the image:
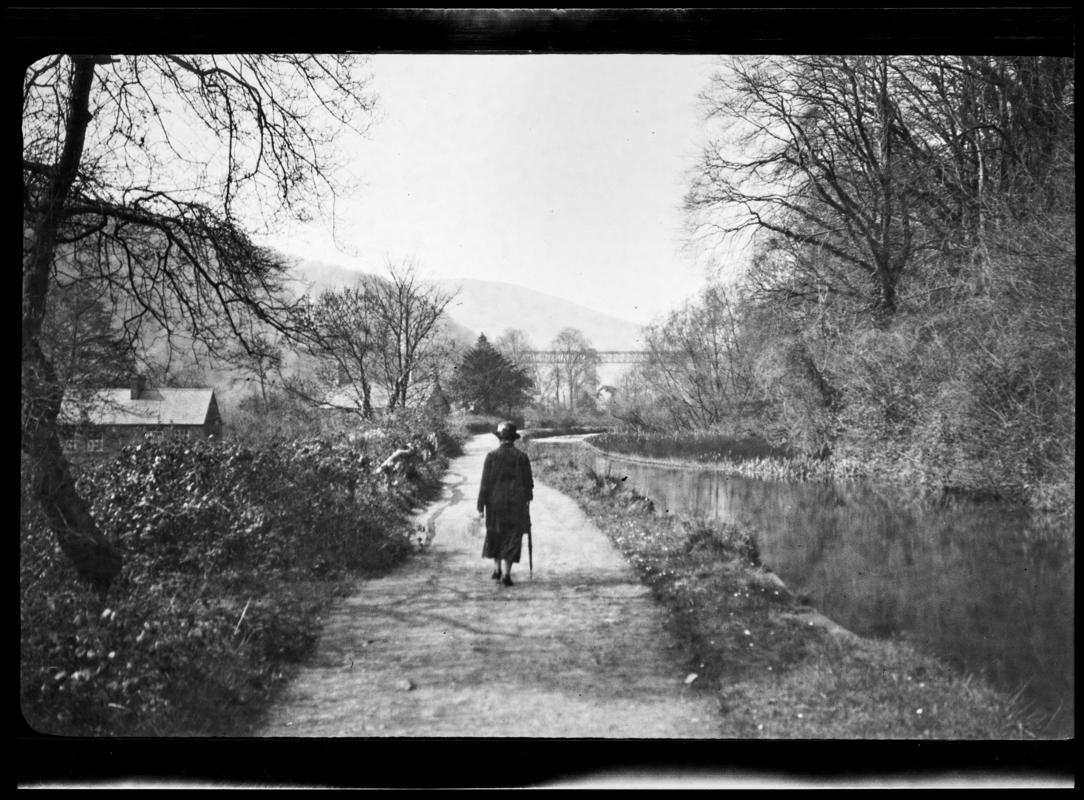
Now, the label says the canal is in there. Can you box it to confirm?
[585,444,1074,738]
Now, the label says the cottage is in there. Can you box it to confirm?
[58,375,222,456]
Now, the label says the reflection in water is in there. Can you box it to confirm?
[592,452,1074,737]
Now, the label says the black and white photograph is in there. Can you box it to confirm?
[16,7,1074,790]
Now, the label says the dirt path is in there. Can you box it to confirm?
[257,434,722,737]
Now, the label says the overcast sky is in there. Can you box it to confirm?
[260,54,724,326]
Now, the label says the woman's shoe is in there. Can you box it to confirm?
[501,575,514,587]
[491,570,501,580]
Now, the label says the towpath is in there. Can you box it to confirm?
[257,434,721,737]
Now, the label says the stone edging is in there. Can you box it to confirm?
[580,436,753,473]
[551,437,863,643]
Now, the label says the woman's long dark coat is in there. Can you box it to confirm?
[477,441,533,562]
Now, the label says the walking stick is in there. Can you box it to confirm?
[527,528,533,581]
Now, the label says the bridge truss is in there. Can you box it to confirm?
[520,350,682,365]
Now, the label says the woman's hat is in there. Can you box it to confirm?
[495,421,520,441]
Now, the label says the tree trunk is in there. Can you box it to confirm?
[361,378,373,419]
[876,266,898,314]
[22,56,122,595]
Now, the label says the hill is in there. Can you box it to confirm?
[289,259,646,352]
[431,278,645,352]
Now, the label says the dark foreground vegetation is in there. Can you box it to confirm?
[21,418,458,737]
[527,441,1046,739]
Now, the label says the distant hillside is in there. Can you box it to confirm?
[431,278,646,352]
[284,259,367,295]
[289,259,646,352]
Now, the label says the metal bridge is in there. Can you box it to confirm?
[520,350,679,365]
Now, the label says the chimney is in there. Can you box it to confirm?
[130,374,146,400]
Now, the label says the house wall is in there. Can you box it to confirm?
[204,397,223,437]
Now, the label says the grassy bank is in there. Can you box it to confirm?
[525,441,1041,739]
[590,432,1075,519]
[589,431,849,482]
[521,426,612,441]
[21,424,458,737]
[592,431,791,462]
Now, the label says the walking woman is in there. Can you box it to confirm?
[477,421,533,586]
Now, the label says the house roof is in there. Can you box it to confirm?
[319,383,391,412]
[59,388,217,427]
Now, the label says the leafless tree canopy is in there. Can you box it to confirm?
[24,54,376,363]
[289,262,457,419]
[639,284,759,429]
[298,285,380,418]
[364,262,458,413]
[678,55,1074,492]
[495,328,543,403]
[686,55,1075,314]
[548,328,599,414]
[21,54,377,592]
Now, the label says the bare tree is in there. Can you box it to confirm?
[688,55,1074,317]
[280,263,458,420]
[889,56,1075,295]
[687,54,1075,475]
[297,285,378,418]
[641,283,759,430]
[494,328,533,367]
[549,328,599,414]
[607,368,666,432]
[495,328,542,402]
[687,55,930,314]
[364,261,457,412]
[22,54,376,593]
[227,329,285,410]
[410,325,466,410]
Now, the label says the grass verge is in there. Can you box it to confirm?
[526,441,1044,739]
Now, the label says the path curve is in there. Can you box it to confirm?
[257,434,721,737]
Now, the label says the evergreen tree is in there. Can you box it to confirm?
[450,334,534,416]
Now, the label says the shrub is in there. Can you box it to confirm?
[21,419,450,737]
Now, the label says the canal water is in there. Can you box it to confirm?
[587,446,1074,738]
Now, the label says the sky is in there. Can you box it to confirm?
[260,54,726,326]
